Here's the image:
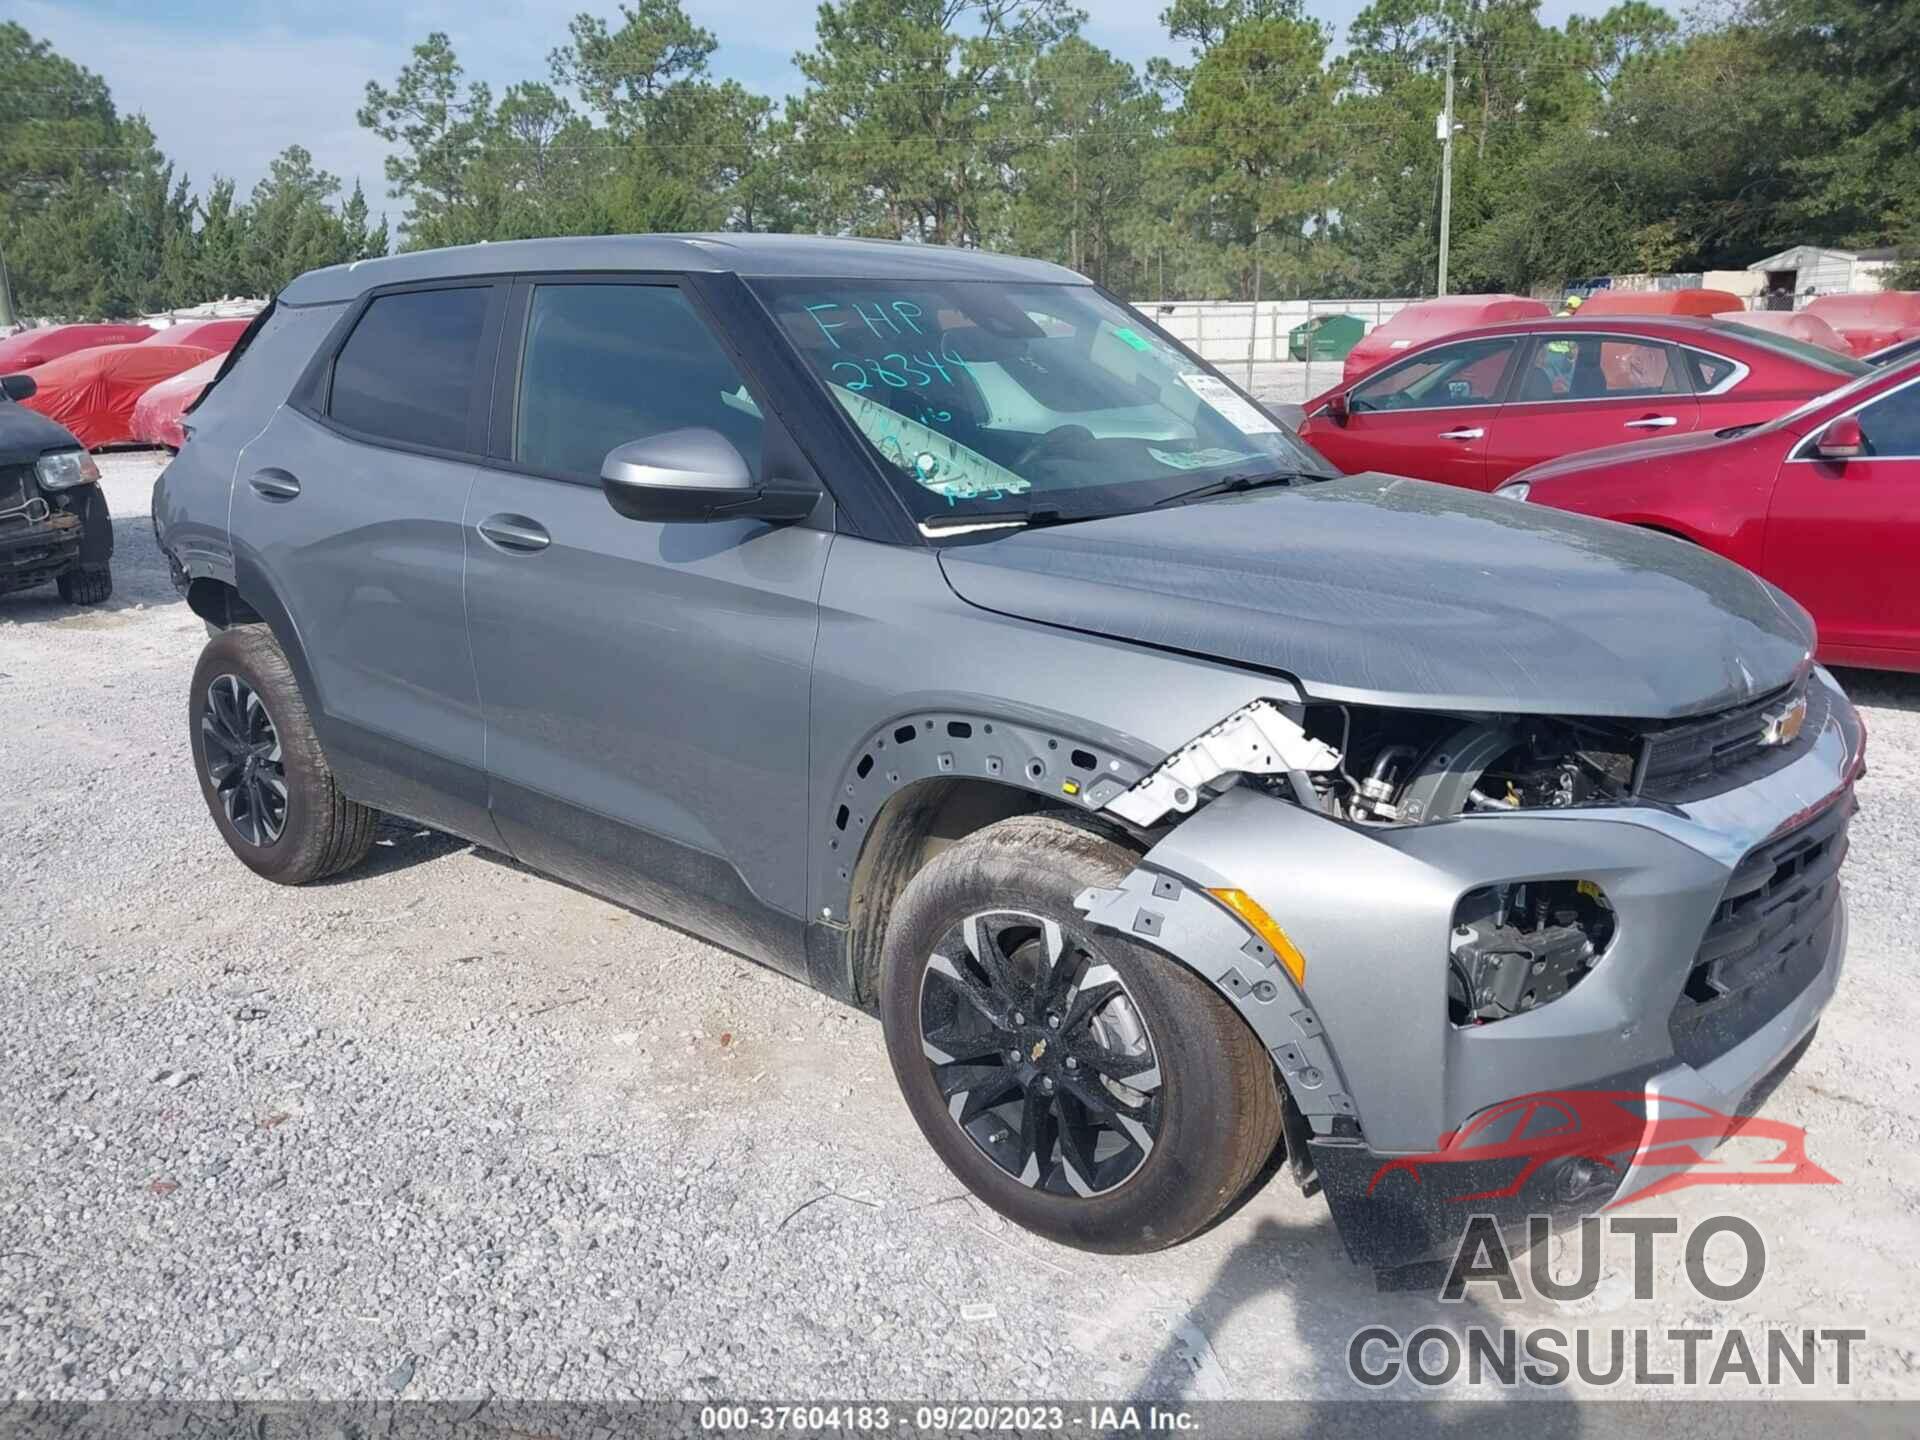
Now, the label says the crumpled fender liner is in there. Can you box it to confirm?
[1075,867,1359,1131]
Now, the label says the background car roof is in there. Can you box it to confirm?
[1424,315,1773,343]
[279,234,1088,307]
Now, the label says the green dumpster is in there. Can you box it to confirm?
[1288,313,1364,362]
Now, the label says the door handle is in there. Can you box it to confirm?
[1625,415,1678,429]
[248,468,301,499]
[476,514,551,553]
[1437,427,1485,440]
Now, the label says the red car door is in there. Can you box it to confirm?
[1763,373,1920,667]
[1306,335,1520,489]
[1484,333,1701,488]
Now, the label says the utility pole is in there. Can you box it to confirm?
[0,239,17,333]
[1437,42,1456,298]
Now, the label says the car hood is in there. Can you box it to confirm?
[0,398,84,462]
[937,473,1813,719]
[1514,426,1752,485]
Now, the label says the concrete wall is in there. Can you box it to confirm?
[1138,298,1419,365]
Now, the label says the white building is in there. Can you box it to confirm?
[1745,245,1903,308]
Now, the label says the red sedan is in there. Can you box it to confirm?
[1297,316,1865,492]
[1501,359,1920,672]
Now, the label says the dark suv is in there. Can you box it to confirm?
[0,372,114,604]
[154,236,1860,1268]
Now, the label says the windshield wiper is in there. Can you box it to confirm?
[1151,469,1324,508]
[919,506,1097,536]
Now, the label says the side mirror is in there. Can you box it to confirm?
[1325,391,1350,426]
[1814,416,1866,461]
[599,428,820,524]
[1,373,36,403]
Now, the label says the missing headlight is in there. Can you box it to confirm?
[1298,706,1638,825]
[1448,879,1617,1025]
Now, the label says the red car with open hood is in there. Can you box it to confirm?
[1501,359,1920,672]
[1296,315,1865,492]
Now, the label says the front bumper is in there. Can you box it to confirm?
[0,479,110,595]
[1077,668,1863,1267]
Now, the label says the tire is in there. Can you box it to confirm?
[189,625,378,884]
[880,814,1284,1253]
[57,566,112,605]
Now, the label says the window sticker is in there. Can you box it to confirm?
[1113,326,1156,354]
[1176,373,1280,434]
[1148,446,1259,471]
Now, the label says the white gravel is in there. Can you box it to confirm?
[1,453,1916,1405]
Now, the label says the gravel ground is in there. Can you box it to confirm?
[2,453,1917,1407]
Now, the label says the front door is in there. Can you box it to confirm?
[1312,335,1521,489]
[1765,375,1920,665]
[231,281,504,842]
[462,277,833,974]
[1485,333,1701,486]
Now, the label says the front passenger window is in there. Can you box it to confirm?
[1350,337,1517,412]
[516,284,765,481]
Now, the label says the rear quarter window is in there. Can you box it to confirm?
[329,287,491,452]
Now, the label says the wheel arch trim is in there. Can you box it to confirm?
[227,548,327,732]
[815,708,1156,927]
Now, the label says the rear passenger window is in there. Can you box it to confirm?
[1518,336,1685,401]
[515,284,764,481]
[330,287,490,452]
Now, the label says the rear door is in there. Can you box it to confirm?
[231,280,505,842]
[462,275,833,975]
[1764,373,1920,663]
[1484,332,1700,486]
[1309,335,1520,489]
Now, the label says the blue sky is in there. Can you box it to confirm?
[18,0,1608,214]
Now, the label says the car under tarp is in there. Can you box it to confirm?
[1804,291,1920,357]
[20,343,216,449]
[1575,288,1743,318]
[0,323,155,372]
[1714,308,1852,353]
[139,318,252,355]
[130,354,224,449]
[1341,295,1550,384]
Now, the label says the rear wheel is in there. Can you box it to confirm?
[189,625,377,884]
[880,815,1284,1252]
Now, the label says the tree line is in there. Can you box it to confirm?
[3,0,1916,320]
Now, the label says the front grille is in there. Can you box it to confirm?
[1637,677,1819,803]
[0,463,30,513]
[1669,794,1852,1068]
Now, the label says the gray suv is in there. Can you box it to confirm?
[155,236,1862,1268]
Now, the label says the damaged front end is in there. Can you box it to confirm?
[1076,670,1862,1271]
[0,450,109,596]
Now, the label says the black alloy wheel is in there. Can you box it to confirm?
[919,909,1163,1197]
[200,673,288,846]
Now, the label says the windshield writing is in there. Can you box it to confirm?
[753,278,1330,522]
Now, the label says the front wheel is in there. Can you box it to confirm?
[879,815,1284,1253]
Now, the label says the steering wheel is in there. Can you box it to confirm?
[1012,424,1098,471]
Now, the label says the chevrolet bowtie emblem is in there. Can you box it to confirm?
[1760,694,1808,747]
[1030,1039,1048,1063]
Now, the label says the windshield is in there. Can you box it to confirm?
[750,278,1333,527]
